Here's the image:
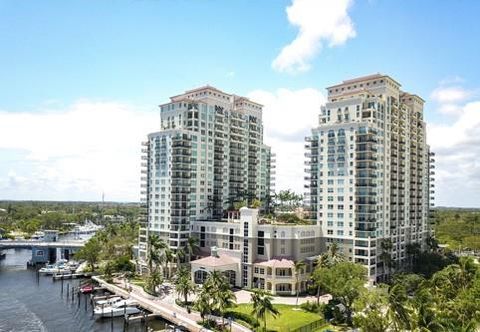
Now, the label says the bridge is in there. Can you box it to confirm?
[0,240,86,250]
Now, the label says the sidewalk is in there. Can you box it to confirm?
[94,276,251,332]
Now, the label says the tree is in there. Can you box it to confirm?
[233,200,247,211]
[175,267,196,305]
[75,237,102,271]
[327,242,344,264]
[194,290,211,325]
[251,289,280,332]
[186,236,199,261]
[294,260,306,305]
[387,283,412,331]
[145,268,163,295]
[353,286,391,332]
[250,199,262,209]
[175,247,186,268]
[194,271,236,328]
[380,239,394,281]
[164,248,174,280]
[147,234,167,274]
[314,261,366,326]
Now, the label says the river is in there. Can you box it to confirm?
[0,248,167,332]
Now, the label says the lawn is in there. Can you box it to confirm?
[229,304,324,332]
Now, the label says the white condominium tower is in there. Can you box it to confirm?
[138,86,274,261]
[305,74,435,283]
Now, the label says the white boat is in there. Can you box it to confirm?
[38,264,71,275]
[95,296,123,306]
[94,299,140,318]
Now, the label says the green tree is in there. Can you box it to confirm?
[251,289,280,332]
[147,234,166,274]
[314,261,366,326]
[353,285,391,332]
[186,236,199,261]
[293,260,306,305]
[380,239,393,281]
[75,237,102,271]
[174,267,196,305]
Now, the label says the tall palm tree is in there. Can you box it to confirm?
[217,278,236,325]
[251,289,280,332]
[327,242,344,264]
[175,266,196,305]
[147,234,167,273]
[164,248,174,280]
[380,239,394,282]
[293,260,306,305]
[387,283,412,331]
[194,289,211,325]
[186,236,199,261]
[175,247,186,268]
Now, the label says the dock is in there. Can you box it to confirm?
[52,273,91,280]
[92,276,210,332]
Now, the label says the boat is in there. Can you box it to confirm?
[95,296,123,306]
[80,284,94,294]
[94,299,140,318]
[38,264,71,275]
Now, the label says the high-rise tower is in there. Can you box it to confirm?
[305,74,434,282]
[138,86,273,263]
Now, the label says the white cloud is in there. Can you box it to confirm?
[0,100,159,201]
[248,88,325,194]
[430,86,471,104]
[428,81,480,207]
[272,0,356,73]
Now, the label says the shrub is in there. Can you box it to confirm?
[225,311,259,329]
[300,301,324,314]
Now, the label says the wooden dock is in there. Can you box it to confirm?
[52,273,91,280]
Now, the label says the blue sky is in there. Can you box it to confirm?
[1,0,479,206]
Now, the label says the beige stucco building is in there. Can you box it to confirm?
[190,207,325,295]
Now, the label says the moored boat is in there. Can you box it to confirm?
[94,299,140,318]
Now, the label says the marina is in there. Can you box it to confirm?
[0,248,169,332]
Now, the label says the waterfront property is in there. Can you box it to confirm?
[137,86,275,267]
[190,207,323,295]
[305,74,435,283]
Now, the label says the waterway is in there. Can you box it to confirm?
[0,248,167,332]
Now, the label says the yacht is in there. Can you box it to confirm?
[95,296,123,306]
[94,299,140,318]
[38,263,70,275]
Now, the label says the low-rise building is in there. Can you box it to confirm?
[190,207,325,295]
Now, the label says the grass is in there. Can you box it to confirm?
[130,276,146,286]
[228,304,323,332]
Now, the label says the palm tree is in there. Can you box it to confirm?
[194,289,211,325]
[175,267,196,305]
[186,236,199,261]
[164,248,174,280]
[175,247,186,269]
[251,289,280,332]
[406,243,421,271]
[387,283,412,331]
[380,239,394,282]
[217,279,236,325]
[147,234,166,273]
[293,260,306,305]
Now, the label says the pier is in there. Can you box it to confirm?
[92,276,208,332]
